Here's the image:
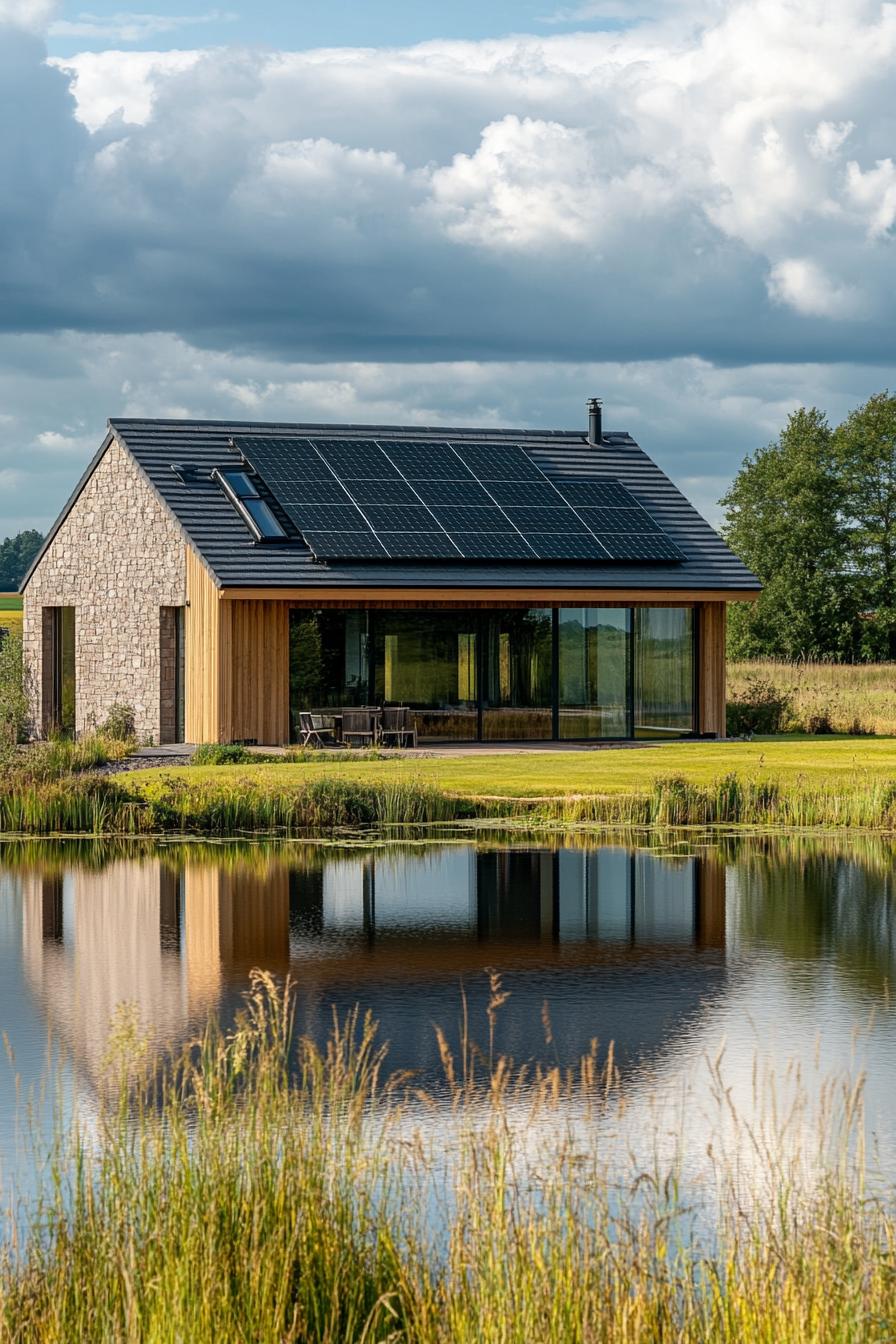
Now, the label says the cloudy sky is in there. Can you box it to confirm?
[1,0,894,538]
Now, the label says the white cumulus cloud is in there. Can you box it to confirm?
[766,257,866,319]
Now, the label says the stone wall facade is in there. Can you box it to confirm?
[23,437,187,743]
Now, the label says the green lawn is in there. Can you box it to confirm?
[0,594,22,610]
[128,736,896,800]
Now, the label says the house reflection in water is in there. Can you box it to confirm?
[21,847,726,1090]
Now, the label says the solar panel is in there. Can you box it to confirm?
[452,533,537,559]
[454,444,545,481]
[361,505,441,533]
[377,533,463,558]
[428,506,517,533]
[235,436,335,480]
[276,479,352,505]
[485,480,564,507]
[282,504,371,532]
[503,507,589,535]
[575,506,660,534]
[528,534,611,560]
[301,531,390,560]
[598,534,685,561]
[345,479,422,507]
[307,439,401,479]
[411,478,494,507]
[548,478,639,508]
[235,433,684,565]
[381,442,469,479]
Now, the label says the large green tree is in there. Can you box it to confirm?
[833,392,896,659]
[0,529,43,591]
[721,407,862,659]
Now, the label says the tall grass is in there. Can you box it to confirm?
[0,973,892,1342]
[539,771,896,829]
[729,658,896,735]
[3,768,896,834]
[0,772,478,835]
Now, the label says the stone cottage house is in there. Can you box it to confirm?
[21,405,759,745]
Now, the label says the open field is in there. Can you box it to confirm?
[0,594,22,637]
[730,658,896,735]
[128,737,896,798]
[0,974,892,1344]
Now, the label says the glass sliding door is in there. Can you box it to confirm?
[286,603,697,744]
[373,611,478,740]
[289,611,369,740]
[481,609,552,740]
[558,608,630,739]
[633,607,694,738]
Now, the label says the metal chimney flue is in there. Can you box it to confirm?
[587,397,603,445]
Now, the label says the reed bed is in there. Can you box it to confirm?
[0,973,893,1343]
[3,767,896,834]
[537,771,896,830]
[0,772,478,835]
[729,659,896,735]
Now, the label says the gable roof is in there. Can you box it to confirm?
[24,417,760,594]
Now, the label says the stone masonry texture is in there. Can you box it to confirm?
[23,437,186,743]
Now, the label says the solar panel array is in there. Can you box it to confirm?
[231,435,684,564]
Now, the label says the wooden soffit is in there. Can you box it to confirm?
[217,585,760,608]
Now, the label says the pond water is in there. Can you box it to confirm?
[1,831,895,1200]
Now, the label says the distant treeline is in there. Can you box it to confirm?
[0,529,43,591]
[722,391,896,661]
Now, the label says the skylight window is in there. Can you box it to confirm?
[213,467,288,542]
[220,470,258,499]
[242,497,286,538]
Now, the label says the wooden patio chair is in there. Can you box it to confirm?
[379,706,417,748]
[299,711,338,748]
[341,708,375,748]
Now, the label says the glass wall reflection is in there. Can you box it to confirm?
[288,606,697,742]
[558,608,630,738]
[18,846,727,1091]
[481,609,553,740]
[373,611,478,739]
[634,607,694,738]
[289,610,368,738]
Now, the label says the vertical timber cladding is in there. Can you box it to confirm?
[225,598,290,745]
[185,546,290,744]
[697,602,727,738]
[185,546,221,743]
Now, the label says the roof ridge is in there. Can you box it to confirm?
[110,417,628,442]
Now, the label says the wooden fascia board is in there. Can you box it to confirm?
[217,586,760,605]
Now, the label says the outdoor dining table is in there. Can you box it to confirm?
[332,708,382,744]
